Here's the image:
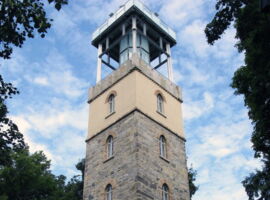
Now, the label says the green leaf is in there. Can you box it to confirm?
[55,3,61,11]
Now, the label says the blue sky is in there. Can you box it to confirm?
[0,0,261,199]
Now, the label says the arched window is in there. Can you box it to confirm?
[157,94,164,113]
[162,184,169,200]
[107,136,114,158]
[160,135,167,158]
[108,94,115,114]
[106,184,112,200]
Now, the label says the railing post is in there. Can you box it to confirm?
[106,37,110,64]
[132,17,137,53]
[122,23,126,36]
[166,43,174,82]
[143,23,147,35]
[96,43,102,83]
[159,37,163,63]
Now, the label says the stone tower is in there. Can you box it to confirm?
[83,1,190,199]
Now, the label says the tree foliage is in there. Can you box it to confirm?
[188,166,199,199]
[242,169,270,200]
[205,0,270,199]
[0,150,85,200]
[62,159,85,200]
[0,150,65,200]
[0,0,68,59]
[0,75,25,167]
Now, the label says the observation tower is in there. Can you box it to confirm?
[83,1,190,199]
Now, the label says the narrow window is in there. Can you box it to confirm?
[106,184,112,200]
[162,184,169,200]
[157,94,164,113]
[160,136,166,158]
[107,136,114,158]
[108,94,115,114]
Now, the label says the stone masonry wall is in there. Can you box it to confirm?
[135,111,190,200]
[83,110,190,200]
[83,111,138,200]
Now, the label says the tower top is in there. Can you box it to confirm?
[92,0,176,47]
[92,0,176,83]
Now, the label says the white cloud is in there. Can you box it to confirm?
[47,70,88,98]
[33,76,49,86]
[186,61,210,84]
[191,119,252,159]
[27,49,88,98]
[1,53,27,74]
[51,10,76,37]
[50,9,94,62]
[11,116,31,133]
[159,0,205,27]
[178,20,210,57]
[188,119,260,200]
[183,92,214,120]
[21,102,88,138]
[11,101,88,178]
[213,27,238,59]
[2,47,89,99]
[173,69,184,83]
[178,21,237,61]
[11,116,54,161]
[49,130,86,174]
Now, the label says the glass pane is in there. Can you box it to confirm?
[141,50,149,63]
[157,95,163,113]
[120,35,127,52]
[159,101,163,113]
[162,185,169,200]
[107,137,113,158]
[160,136,166,158]
[160,141,163,157]
[109,102,112,113]
[128,48,132,59]
[158,97,160,112]
[108,192,112,200]
[109,95,115,113]
[110,139,113,157]
[106,185,112,200]
[163,141,166,158]
[136,33,140,47]
[162,192,166,200]
[120,49,128,64]
[141,36,149,52]
[128,32,132,46]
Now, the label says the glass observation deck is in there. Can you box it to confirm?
[92,0,176,46]
[92,0,176,83]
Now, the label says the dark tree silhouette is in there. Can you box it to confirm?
[205,1,270,199]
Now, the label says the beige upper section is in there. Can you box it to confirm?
[87,55,184,139]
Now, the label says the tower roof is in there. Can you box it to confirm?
[91,0,177,48]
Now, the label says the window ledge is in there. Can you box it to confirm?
[105,111,115,119]
[156,110,167,118]
[160,156,170,163]
[103,156,114,163]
